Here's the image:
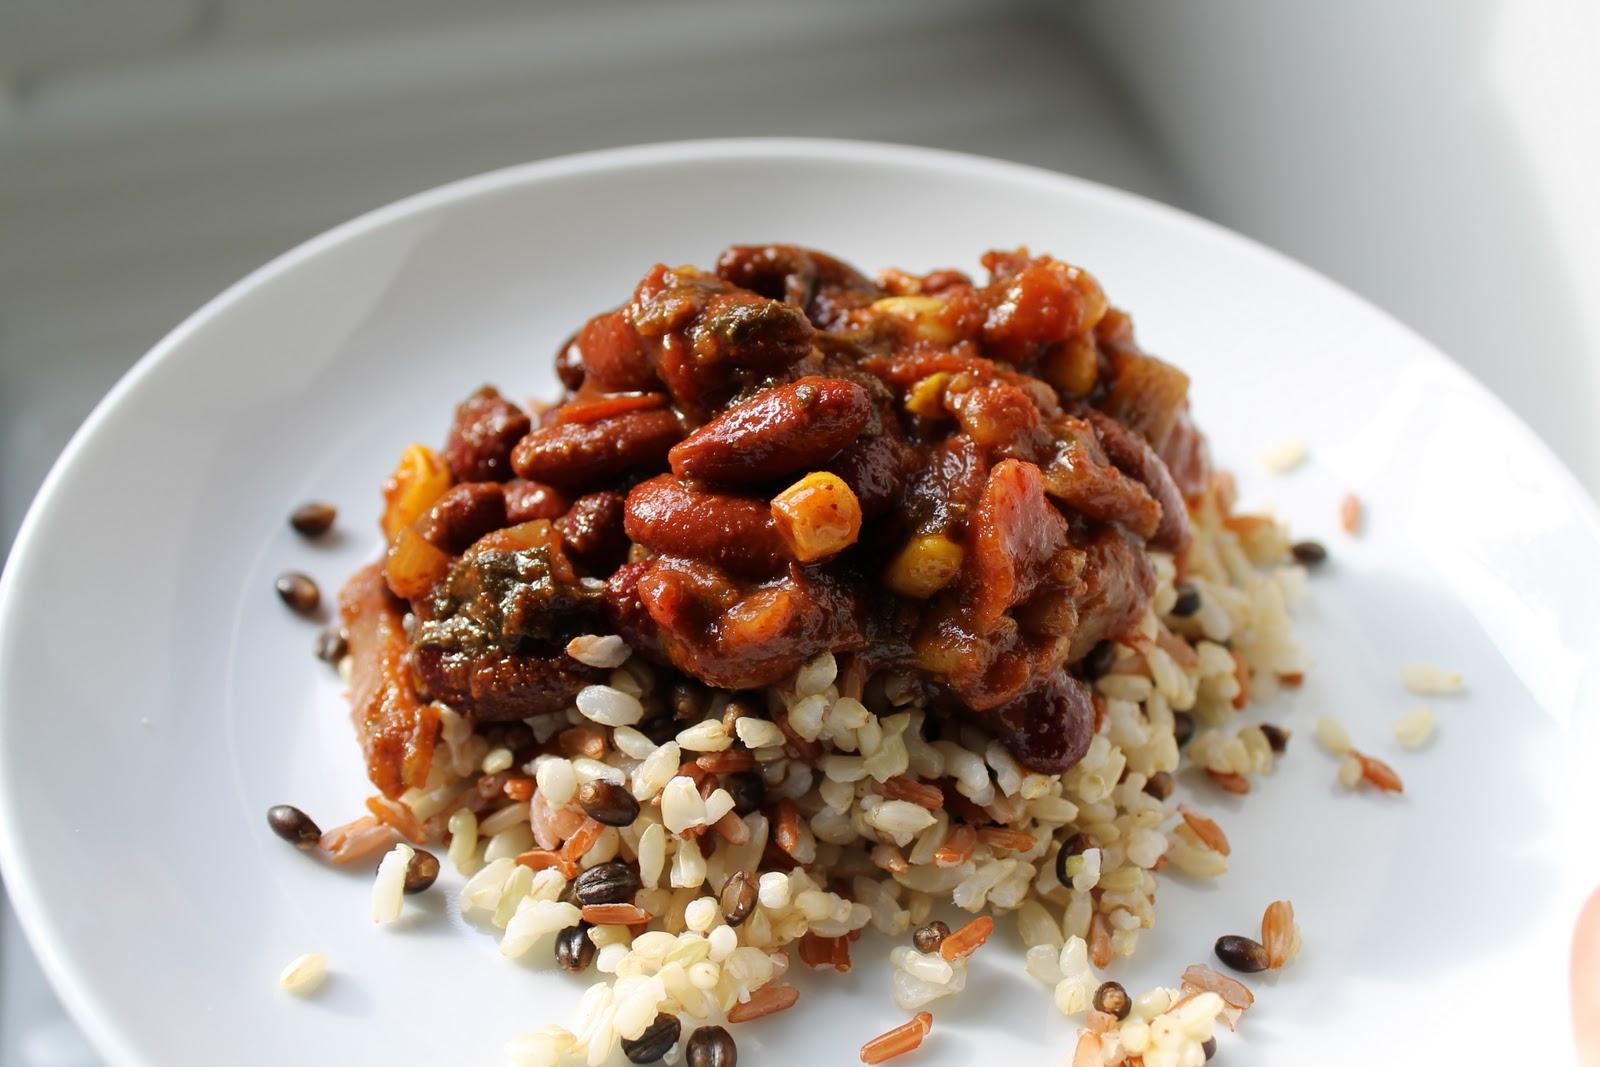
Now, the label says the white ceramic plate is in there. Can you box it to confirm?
[2,140,1598,1066]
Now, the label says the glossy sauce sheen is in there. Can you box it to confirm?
[342,245,1209,792]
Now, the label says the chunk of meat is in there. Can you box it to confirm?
[1040,416,1161,540]
[411,645,598,722]
[1068,527,1156,662]
[443,386,531,482]
[668,376,871,486]
[715,244,883,329]
[1084,410,1191,552]
[340,563,439,798]
[622,556,865,690]
[961,459,1073,632]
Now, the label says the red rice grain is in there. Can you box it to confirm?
[1207,769,1251,795]
[580,903,650,925]
[1339,492,1362,534]
[939,915,994,961]
[1354,751,1404,793]
[1262,899,1295,968]
[976,826,1037,852]
[881,776,945,811]
[726,982,800,1023]
[933,825,977,867]
[1179,806,1231,856]
[860,1012,932,1064]
[365,796,426,844]
[1088,912,1113,969]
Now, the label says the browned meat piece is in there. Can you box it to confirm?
[1094,310,1191,450]
[715,244,883,330]
[1068,526,1156,662]
[1085,410,1191,553]
[444,386,531,482]
[617,556,865,690]
[1040,416,1161,540]
[627,264,817,419]
[340,563,439,798]
[411,645,598,722]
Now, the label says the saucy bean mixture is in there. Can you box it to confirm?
[342,246,1209,799]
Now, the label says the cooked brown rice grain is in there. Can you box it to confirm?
[277,952,328,995]
[1336,754,1363,789]
[1261,900,1295,968]
[555,923,595,973]
[1259,723,1291,753]
[1203,1036,1218,1059]
[1261,439,1308,473]
[313,627,348,664]
[1399,662,1465,695]
[1393,705,1435,748]
[1291,539,1328,566]
[371,843,412,923]
[1143,770,1176,801]
[566,634,631,669]
[1315,716,1352,755]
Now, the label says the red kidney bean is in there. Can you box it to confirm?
[417,483,507,555]
[511,407,682,488]
[555,491,629,572]
[444,386,531,482]
[623,475,792,576]
[503,479,569,524]
[668,376,871,486]
[572,309,658,392]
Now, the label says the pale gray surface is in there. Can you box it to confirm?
[0,4,1171,1062]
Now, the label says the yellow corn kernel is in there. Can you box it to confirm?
[380,443,451,541]
[770,472,862,563]
[884,534,965,598]
[870,295,954,345]
[1041,334,1099,397]
[904,373,953,420]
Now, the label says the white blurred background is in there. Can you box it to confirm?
[1,1,1595,1061]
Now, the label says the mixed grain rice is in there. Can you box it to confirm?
[336,489,1317,1065]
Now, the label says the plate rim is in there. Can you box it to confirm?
[2,136,1596,1064]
